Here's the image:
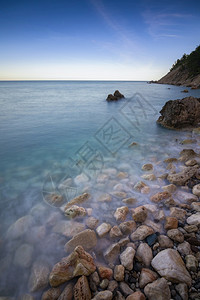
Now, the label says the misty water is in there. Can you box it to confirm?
[0,81,200,298]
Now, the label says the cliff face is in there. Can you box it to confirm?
[157,45,200,88]
[157,67,200,87]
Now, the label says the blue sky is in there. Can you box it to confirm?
[0,0,199,80]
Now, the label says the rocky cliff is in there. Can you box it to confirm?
[157,45,200,88]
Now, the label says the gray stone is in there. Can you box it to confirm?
[167,229,184,243]
[187,213,200,225]
[64,229,97,252]
[151,249,192,286]
[139,268,158,288]
[175,283,188,300]
[136,243,153,267]
[119,282,134,297]
[104,243,120,264]
[177,241,192,256]
[28,260,49,292]
[192,184,200,196]
[130,225,154,241]
[185,255,198,272]
[120,247,135,270]
[96,223,112,238]
[14,244,33,268]
[92,290,113,300]
[144,278,171,300]
[114,265,125,281]
[158,235,173,248]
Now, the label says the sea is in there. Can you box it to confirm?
[0,80,200,298]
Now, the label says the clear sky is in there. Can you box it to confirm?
[0,0,199,80]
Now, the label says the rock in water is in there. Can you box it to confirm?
[64,193,90,209]
[106,90,125,101]
[157,96,200,129]
[74,275,91,300]
[28,260,50,292]
[64,229,97,252]
[151,249,192,286]
[49,245,96,287]
[167,165,199,186]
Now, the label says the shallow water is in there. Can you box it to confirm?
[0,81,200,298]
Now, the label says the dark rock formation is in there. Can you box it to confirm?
[106,90,125,101]
[157,96,200,129]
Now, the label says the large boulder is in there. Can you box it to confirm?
[157,96,200,129]
[151,249,192,286]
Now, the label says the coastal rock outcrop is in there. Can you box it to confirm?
[106,90,125,101]
[157,96,200,129]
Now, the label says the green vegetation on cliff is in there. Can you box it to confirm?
[170,45,200,77]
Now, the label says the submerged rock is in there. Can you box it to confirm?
[157,96,200,129]
[151,249,192,286]
[14,243,33,268]
[28,259,50,292]
[64,193,90,209]
[64,205,87,218]
[167,165,199,185]
[49,245,96,287]
[64,229,97,252]
[7,215,34,239]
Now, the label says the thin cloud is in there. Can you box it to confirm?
[142,10,193,38]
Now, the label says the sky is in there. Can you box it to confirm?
[0,0,200,81]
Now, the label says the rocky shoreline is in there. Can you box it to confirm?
[2,130,200,300]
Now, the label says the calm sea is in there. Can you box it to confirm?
[0,80,200,298]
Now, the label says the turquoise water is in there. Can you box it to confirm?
[0,81,200,298]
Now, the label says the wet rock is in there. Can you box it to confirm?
[107,280,118,292]
[110,226,123,239]
[185,159,198,166]
[134,181,148,192]
[158,235,173,248]
[141,173,156,181]
[143,204,157,213]
[167,165,199,186]
[192,183,200,196]
[175,283,188,300]
[177,241,192,256]
[167,229,184,243]
[64,229,97,252]
[64,205,87,218]
[144,220,162,233]
[164,197,176,208]
[114,291,125,300]
[130,225,154,241]
[136,243,153,267]
[146,233,158,246]
[65,193,90,209]
[144,278,171,300]
[170,207,186,222]
[119,282,134,296]
[118,237,130,247]
[139,268,158,288]
[185,255,198,272]
[107,90,125,101]
[97,193,112,202]
[114,206,129,222]
[165,217,178,230]
[85,217,99,230]
[104,243,120,264]
[191,202,200,212]
[132,206,147,223]
[28,259,50,292]
[96,223,112,238]
[122,197,137,205]
[14,243,33,268]
[98,266,113,280]
[162,184,177,193]
[53,220,85,237]
[49,246,96,287]
[41,287,61,300]
[179,149,197,161]
[119,221,137,235]
[45,193,64,206]
[175,190,198,203]
[151,249,192,285]
[7,215,34,239]
[74,275,91,300]
[58,282,74,300]
[184,224,198,233]
[186,213,200,225]
[150,191,171,203]
[157,96,200,129]
[142,164,153,171]
[126,291,146,300]
[92,290,113,300]
[120,247,135,270]
[100,279,109,289]
[114,265,125,281]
